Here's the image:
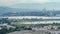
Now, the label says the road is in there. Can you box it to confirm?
[7,30,49,34]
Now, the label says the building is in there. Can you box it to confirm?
[0,23,16,30]
[0,16,60,24]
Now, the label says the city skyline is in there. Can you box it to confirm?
[0,0,60,10]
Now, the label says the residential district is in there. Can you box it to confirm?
[0,16,60,34]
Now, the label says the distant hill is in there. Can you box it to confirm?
[0,6,60,16]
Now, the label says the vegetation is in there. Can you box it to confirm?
[0,18,60,34]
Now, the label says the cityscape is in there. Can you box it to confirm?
[0,0,60,34]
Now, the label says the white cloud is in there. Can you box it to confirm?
[0,0,60,4]
[32,0,49,3]
[0,0,49,5]
[0,0,60,6]
[49,0,60,2]
[0,0,9,4]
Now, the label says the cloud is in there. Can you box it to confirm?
[0,0,49,6]
[0,0,9,4]
[0,0,59,5]
[0,0,60,5]
[49,0,60,2]
[21,0,49,3]
[0,0,12,6]
[31,0,49,3]
[0,0,60,7]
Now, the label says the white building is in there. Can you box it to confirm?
[0,16,60,24]
[0,23,16,30]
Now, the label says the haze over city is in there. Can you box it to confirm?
[0,0,60,34]
[0,0,60,10]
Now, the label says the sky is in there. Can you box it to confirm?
[0,0,60,10]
